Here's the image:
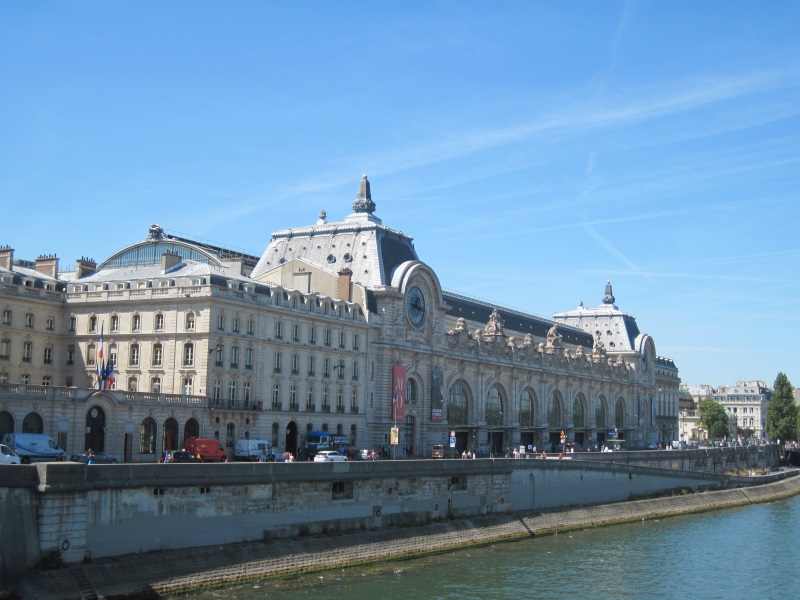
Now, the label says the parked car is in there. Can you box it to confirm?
[313,450,348,462]
[168,450,203,463]
[646,442,658,450]
[0,443,20,465]
[70,451,118,464]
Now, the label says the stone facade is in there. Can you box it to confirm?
[1,177,680,461]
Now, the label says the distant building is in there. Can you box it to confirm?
[713,381,771,441]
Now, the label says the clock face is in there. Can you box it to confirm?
[405,286,426,327]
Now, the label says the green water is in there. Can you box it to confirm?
[186,495,800,599]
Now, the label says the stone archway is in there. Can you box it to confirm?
[286,421,299,457]
[84,405,107,452]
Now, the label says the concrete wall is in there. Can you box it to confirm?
[0,447,779,590]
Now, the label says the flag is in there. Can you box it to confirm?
[96,324,105,390]
[104,357,115,388]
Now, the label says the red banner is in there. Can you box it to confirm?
[392,365,407,421]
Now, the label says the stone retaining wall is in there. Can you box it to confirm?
[13,471,800,600]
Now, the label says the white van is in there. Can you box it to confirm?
[234,439,274,462]
[2,433,66,464]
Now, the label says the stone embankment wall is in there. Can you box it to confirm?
[0,446,780,594]
[13,472,800,600]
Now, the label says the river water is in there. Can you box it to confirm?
[187,495,800,599]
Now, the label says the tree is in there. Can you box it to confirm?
[765,372,799,442]
[697,398,729,439]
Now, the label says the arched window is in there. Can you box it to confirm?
[184,418,200,442]
[0,411,14,439]
[448,383,468,426]
[486,386,503,426]
[140,417,156,454]
[573,396,585,428]
[596,396,607,428]
[548,393,562,428]
[22,412,43,434]
[519,390,534,427]
[407,379,417,406]
[615,398,626,430]
[163,418,179,452]
[272,422,280,447]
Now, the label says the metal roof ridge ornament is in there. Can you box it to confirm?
[352,174,376,214]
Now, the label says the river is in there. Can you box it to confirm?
[187,495,800,599]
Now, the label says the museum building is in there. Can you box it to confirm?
[0,176,680,461]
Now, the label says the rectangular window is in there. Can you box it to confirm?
[46,317,55,331]
[89,316,97,333]
[232,317,239,333]
[217,314,225,331]
[215,346,224,367]
[230,346,239,369]
[308,355,315,376]
[110,315,119,332]
[324,329,331,347]
[247,319,254,335]
[228,380,237,403]
[339,331,345,348]
[21,374,30,385]
[69,316,76,332]
[183,377,193,395]
[274,352,282,373]
[293,324,299,342]
[352,333,359,351]
[1,310,10,325]
[43,347,53,364]
[245,348,253,370]
[130,345,140,366]
[153,344,163,367]
[155,314,164,331]
[291,354,299,375]
[0,339,9,360]
[309,326,316,345]
[213,379,222,401]
[25,313,34,328]
[186,313,195,331]
[352,361,358,380]
[184,344,194,366]
[22,341,32,362]
[151,377,161,393]
[66,345,74,365]
[275,321,283,339]
[243,381,251,404]
[132,315,141,332]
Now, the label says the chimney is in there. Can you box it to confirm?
[75,257,97,279]
[0,246,13,271]
[161,252,182,273]
[35,254,59,278]
[337,268,352,302]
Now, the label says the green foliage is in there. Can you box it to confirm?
[697,398,729,439]
[766,372,799,442]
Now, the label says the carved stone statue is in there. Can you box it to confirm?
[484,308,505,338]
[545,324,562,348]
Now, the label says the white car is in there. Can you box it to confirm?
[313,450,348,462]
[0,443,21,465]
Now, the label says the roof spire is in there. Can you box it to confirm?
[352,174,376,214]
[602,280,615,305]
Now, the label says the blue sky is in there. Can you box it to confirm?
[2,1,799,390]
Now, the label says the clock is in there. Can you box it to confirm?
[641,349,649,373]
[405,286,426,327]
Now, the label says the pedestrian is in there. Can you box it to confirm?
[87,448,95,464]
